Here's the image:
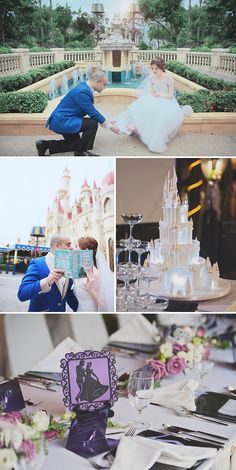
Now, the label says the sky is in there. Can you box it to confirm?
[42,0,199,17]
[0,157,114,246]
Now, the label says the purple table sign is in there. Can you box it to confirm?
[66,406,118,458]
[0,379,25,411]
[60,349,118,412]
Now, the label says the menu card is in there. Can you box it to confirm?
[55,249,93,279]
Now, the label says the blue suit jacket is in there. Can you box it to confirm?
[46,81,106,134]
[17,257,78,312]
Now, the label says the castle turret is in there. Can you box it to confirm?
[57,167,71,213]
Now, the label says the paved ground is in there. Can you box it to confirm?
[1,102,236,156]
[0,272,29,312]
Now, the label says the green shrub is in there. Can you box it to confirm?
[0,90,48,113]
[0,61,74,92]
[190,46,211,52]
[0,46,11,54]
[229,47,236,54]
[139,40,149,50]
[177,89,236,112]
[30,46,51,52]
[166,60,236,91]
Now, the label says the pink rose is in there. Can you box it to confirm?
[166,356,186,375]
[21,440,37,461]
[197,327,206,337]
[172,343,187,353]
[150,360,168,380]
[45,430,59,441]
[0,411,23,423]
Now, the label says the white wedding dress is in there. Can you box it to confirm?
[115,74,185,153]
[73,252,114,312]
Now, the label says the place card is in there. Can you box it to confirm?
[0,379,25,411]
[60,349,118,411]
[66,406,118,458]
[218,399,236,417]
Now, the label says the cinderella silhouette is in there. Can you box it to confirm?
[75,361,108,402]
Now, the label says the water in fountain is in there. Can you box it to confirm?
[72,69,79,87]
[61,74,69,95]
[131,62,136,80]
[48,79,58,99]
[85,64,92,80]
[141,63,149,80]
[78,67,84,81]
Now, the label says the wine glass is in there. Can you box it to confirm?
[194,360,214,393]
[128,370,154,429]
[146,295,169,312]
[121,213,143,243]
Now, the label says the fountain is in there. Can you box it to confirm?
[48,79,58,99]
[85,64,92,80]
[78,67,84,81]
[72,69,79,87]
[61,74,69,95]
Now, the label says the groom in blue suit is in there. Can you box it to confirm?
[17,234,78,312]
[36,70,119,156]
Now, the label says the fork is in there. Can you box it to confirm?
[125,426,137,437]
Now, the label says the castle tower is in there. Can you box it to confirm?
[57,167,71,213]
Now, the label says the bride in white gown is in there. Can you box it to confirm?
[113,57,189,154]
[73,236,114,312]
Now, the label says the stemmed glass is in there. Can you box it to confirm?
[194,360,214,393]
[121,213,143,245]
[128,370,154,429]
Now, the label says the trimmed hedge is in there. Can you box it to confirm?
[0,90,48,113]
[0,60,74,92]
[166,60,236,91]
[177,89,236,113]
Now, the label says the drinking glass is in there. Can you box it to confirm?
[128,370,154,429]
[194,360,214,392]
[146,295,169,312]
[121,213,143,245]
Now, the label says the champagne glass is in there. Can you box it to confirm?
[194,360,214,393]
[121,213,143,244]
[128,370,154,429]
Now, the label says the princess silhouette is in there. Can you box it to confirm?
[76,361,108,402]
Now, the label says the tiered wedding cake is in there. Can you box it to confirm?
[148,168,221,297]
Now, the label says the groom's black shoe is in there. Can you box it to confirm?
[74,151,90,156]
[36,140,49,156]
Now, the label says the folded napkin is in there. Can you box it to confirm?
[110,436,217,470]
[151,379,199,412]
[109,315,155,345]
[31,337,82,373]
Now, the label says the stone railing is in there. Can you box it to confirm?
[0,46,235,78]
[29,52,55,68]
[64,50,103,62]
[131,50,178,62]
[0,53,21,75]
[219,53,236,75]
[186,52,212,67]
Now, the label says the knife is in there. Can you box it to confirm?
[158,430,224,449]
[17,379,56,392]
[162,425,227,446]
[163,424,228,442]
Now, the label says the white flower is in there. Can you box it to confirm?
[11,429,23,451]
[17,422,36,440]
[160,342,173,357]
[32,411,49,432]
[0,448,17,470]
[177,351,189,362]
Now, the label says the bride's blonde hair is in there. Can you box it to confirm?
[77,236,98,268]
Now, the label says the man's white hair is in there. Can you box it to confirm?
[50,233,69,248]
[90,70,106,82]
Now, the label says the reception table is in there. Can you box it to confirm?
[18,348,236,470]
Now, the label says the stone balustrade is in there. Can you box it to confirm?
[0,47,235,78]
[29,52,55,68]
[0,53,21,75]
[186,52,212,67]
[64,50,103,63]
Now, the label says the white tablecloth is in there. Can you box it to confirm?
[198,280,236,312]
[19,349,236,470]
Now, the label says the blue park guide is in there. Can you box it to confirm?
[54,249,94,279]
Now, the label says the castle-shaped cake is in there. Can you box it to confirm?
[148,168,221,297]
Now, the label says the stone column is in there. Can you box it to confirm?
[51,48,64,63]
[177,48,190,64]
[211,48,229,70]
[12,48,30,72]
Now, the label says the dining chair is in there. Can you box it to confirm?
[4,314,53,376]
[69,314,109,349]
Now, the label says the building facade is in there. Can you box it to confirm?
[45,167,114,269]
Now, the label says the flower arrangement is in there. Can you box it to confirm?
[0,410,76,469]
[150,326,217,381]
